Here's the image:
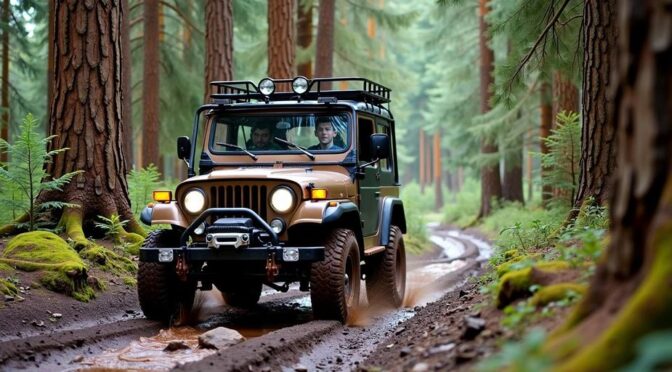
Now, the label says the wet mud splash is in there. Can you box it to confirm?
[75,327,216,371]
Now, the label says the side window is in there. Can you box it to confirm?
[358,117,375,163]
[376,122,391,171]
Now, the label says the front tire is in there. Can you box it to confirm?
[310,228,361,322]
[137,230,195,324]
[366,225,406,308]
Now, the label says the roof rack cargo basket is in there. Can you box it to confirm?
[209,77,391,106]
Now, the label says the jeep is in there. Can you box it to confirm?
[137,77,407,323]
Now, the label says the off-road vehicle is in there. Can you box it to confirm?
[138,76,407,323]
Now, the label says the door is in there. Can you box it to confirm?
[358,116,380,236]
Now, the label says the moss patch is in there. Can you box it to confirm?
[496,261,572,308]
[530,283,587,308]
[495,253,543,277]
[79,245,137,276]
[0,278,18,296]
[118,232,144,255]
[123,276,137,286]
[0,231,94,301]
[0,262,13,273]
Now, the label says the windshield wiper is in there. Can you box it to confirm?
[274,137,315,160]
[216,142,258,161]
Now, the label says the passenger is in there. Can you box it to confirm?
[247,125,280,150]
[308,118,342,150]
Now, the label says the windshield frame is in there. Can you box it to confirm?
[206,107,354,159]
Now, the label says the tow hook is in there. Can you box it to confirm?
[265,252,280,282]
[176,254,188,282]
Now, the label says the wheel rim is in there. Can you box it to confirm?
[345,254,354,306]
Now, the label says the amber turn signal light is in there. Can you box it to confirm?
[152,191,172,203]
[311,188,328,200]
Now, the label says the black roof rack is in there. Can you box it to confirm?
[209,77,391,107]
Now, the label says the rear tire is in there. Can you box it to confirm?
[217,281,263,308]
[310,228,361,322]
[366,225,406,308]
[137,230,195,324]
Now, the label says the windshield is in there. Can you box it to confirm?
[209,112,350,155]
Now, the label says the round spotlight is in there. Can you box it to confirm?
[291,76,309,95]
[258,78,275,96]
[194,222,206,235]
[270,218,285,234]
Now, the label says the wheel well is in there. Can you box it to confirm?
[289,212,365,256]
[391,203,407,233]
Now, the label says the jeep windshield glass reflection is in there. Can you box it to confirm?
[209,112,350,155]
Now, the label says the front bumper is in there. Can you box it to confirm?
[139,245,324,262]
[139,207,324,263]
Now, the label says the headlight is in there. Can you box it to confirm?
[183,189,206,214]
[270,218,285,234]
[270,186,295,213]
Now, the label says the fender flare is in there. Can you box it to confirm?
[379,198,406,246]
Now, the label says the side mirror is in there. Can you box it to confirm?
[177,136,191,160]
[370,133,390,160]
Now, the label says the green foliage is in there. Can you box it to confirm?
[540,111,581,207]
[79,245,137,276]
[94,214,129,242]
[400,183,432,254]
[443,178,481,226]
[128,164,162,216]
[622,331,672,372]
[0,114,80,230]
[477,328,552,372]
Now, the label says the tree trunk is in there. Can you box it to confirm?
[47,0,55,137]
[314,0,334,88]
[419,129,425,193]
[142,0,160,168]
[1,0,9,164]
[205,0,233,101]
[433,129,443,209]
[41,0,142,246]
[540,81,553,206]
[297,1,313,79]
[552,70,579,122]
[268,0,295,84]
[573,0,617,212]
[551,1,672,370]
[478,0,502,217]
[121,0,132,168]
[503,147,524,204]
[526,129,534,201]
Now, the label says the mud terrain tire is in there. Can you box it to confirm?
[366,225,406,308]
[137,230,195,323]
[218,281,263,308]
[310,228,361,322]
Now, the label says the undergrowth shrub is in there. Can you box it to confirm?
[443,177,481,226]
[128,164,161,216]
[540,111,581,208]
[400,182,433,254]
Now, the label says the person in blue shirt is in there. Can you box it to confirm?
[308,118,342,151]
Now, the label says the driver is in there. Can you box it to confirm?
[308,118,342,150]
[248,125,280,150]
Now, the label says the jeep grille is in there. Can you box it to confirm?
[209,185,268,221]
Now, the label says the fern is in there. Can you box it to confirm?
[94,214,129,241]
[0,113,81,231]
[127,164,162,216]
[540,111,581,207]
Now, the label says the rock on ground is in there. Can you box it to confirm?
[198,327,245,350]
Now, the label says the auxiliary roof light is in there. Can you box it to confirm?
[258,78,275,96]
[292,76,309,95]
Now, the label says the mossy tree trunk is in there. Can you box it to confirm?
[204,0,233,101]
[477,0,502,218]
[550,1,672,370]
[572,0,617,214]
[40,0,142,248]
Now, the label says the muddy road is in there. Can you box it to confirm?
[0,227,491,371]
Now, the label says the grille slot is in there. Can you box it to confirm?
[209,184,269,220]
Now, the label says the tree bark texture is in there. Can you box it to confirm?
[47,0,55,137]
[314,0,334,89]
[503,146,524,204]
[573,0,617,211]
[142,0,160,168]
[268,0,295,85]
[43,0,140,235]
[433,129,443,208]
[478,0,502,217]
[552,1,672,370]
[121,0,132,168]
[1,0,9,164]
[297,1,313,79]
[552,70,579,123]
[205,0,233,101]
[540,82,553,206]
